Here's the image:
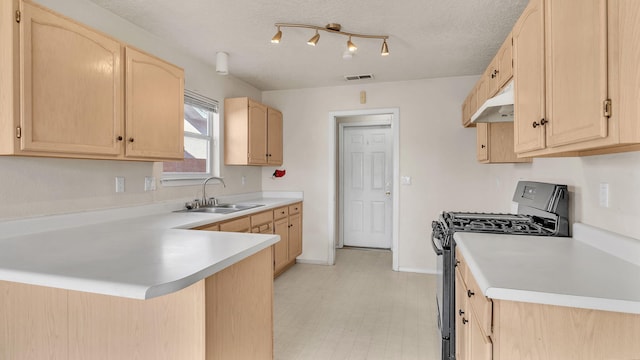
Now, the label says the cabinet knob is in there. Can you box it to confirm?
[116,136,123,141]
[467,290,475,298]
[462,318,469,325]
[481,144,486,149]
[458,309,465,316]
[490,69,499,79]
[128,138,135,143]
[532,119,548,128]
[455,260,460,267]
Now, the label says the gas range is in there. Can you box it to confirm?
[431,181,570,360]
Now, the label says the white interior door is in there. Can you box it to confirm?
[343,126,393,248]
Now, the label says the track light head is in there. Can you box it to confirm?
[307,30,320,46]
[381,40,389,56]
[347,36,357,52]
[271,27,282,43]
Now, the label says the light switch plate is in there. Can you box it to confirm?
[401,176,412,185]
[144,176,156,191]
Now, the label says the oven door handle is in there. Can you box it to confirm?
[431,232,444,256]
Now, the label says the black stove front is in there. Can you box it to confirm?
[431,181,569,360]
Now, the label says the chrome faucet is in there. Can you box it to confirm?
[202,176,226,206]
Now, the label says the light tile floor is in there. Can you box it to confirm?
[274,248,441,360]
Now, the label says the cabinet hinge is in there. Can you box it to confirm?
[15,10,21,23]
[16,126,21,139]
[603,99,612,118]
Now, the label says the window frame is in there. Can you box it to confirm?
[161,90,220,186]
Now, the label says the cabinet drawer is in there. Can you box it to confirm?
[251,210,273,227]
[465,267,493,338]
[219,216,250,233]
[273,206,289,220]
[288,203,301,215]
[252,223,273,234]
[455,248,469,284]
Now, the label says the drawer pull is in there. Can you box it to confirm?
[462,318,468,325]
[458,309,465,316]
[467,290,475,298]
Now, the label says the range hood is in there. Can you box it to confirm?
[470,80,514,124]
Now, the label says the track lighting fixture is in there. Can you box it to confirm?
[381,40,389,56]
[271,26,282,43]
[347,36,357,52]
[307,30,320,46]
[271,23,390,56]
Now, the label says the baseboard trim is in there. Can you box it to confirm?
[397,267,437,275]
[295,259,331,266]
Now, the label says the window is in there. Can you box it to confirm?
[162,90,219,182]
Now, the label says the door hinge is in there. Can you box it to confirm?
[16,126,21,139]
[15,10,21,23]
[603,99,612,118]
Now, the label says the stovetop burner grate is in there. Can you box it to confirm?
[442,212,554,236]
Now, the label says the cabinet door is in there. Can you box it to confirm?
[476,75,490,109]
[513,0,546,153]
[21,2,123,156]
[469,312,492,360]
[476,123,489,163]
[273,217,289,273]
[544,0,608,147]
[497,35,513,89]
[247,100,268,165]
[125,47,184,160]
[288,213,302,259]
[267,108,283,165]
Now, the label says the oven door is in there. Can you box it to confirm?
[432,222,453,359]
[431,230,444,332]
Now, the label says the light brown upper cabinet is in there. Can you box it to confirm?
[462,34,513,128]
[224,97,283,166]
[514,0,640,157]
[477,123,531,164]
[124,47,184,160]
[0,0,184,161]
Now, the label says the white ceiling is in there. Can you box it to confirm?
[86,0,528,91]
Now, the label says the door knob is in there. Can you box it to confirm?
[385,191,391,195]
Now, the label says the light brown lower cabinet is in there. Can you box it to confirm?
[456,249,640,360]
[193,201,303,278]
[0,247,273,360]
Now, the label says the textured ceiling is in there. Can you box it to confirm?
[86,0,528,91]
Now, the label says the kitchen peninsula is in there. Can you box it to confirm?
[0,195,301,360]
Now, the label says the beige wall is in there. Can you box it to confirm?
[0,0,264,220]
[262,77,640,273]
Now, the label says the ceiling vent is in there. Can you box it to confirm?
[344,74,374,81]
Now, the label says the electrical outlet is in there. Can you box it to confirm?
[115,176,125,193]
[401,176,412,185]
[599,183,609,207]
[144,176,156,191]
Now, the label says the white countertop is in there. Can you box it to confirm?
[0,193,302,300]
[454,223,640,314]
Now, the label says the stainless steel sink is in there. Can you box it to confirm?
[175,203,264,214]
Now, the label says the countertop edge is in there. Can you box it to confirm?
[455,232,640,315]
[486,288,640,315]
[143,235,279,300]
